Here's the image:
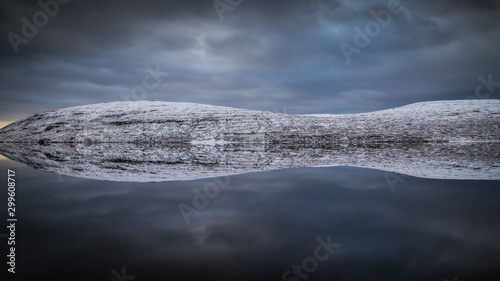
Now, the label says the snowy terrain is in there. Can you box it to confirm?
[0,100,499,181]
[0,142,498,182]
[0,99,499,145]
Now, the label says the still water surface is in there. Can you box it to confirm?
[1,157,499,281]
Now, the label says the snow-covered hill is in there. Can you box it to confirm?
[0,100,499,182]
[0,100,499,144]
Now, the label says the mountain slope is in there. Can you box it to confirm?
[0,100,499,181]
[0,100,499,144]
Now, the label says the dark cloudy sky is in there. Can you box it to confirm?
[1,0,500,126]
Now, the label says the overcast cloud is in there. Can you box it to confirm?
[1,0,499,124]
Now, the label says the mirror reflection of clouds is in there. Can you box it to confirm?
[2,158,499,280]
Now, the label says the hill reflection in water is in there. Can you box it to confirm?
[0,141,499,182]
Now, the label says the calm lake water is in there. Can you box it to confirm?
[1,156,499,281]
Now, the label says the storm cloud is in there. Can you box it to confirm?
[1,0,499,124]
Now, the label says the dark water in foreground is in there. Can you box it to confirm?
[1,157,499,281]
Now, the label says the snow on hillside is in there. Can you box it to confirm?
[0,100,499,182]
[0,99,499,144]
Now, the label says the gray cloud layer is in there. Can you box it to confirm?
[1,0,499,123]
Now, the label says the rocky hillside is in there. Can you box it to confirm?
[0,100,499,144]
